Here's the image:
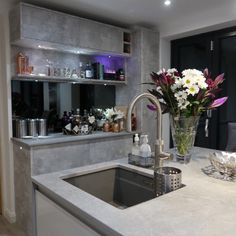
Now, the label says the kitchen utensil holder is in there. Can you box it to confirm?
[155,167,182,195]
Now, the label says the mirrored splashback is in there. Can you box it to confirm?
[12,80,115,120]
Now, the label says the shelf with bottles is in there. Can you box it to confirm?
[13,50,128,85]
[61,107,126,136]
[12,74,127,85]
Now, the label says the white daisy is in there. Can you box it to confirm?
[186,84,200,96]
[174,91,188,101]
[179,101,190,110]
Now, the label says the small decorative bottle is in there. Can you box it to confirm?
[140,135,151,158]
[112,121,119,133]
[79,62,85,79]
[103,120,110,132]
[85,62,93,79]
[132,133,140,156]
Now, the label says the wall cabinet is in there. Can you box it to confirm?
[78,18,123,54]
[36,191,101,236]
[10,3,131,56]
[20,4,81,47]
[9,3,130,125]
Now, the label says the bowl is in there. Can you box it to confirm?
[209,152,236,177]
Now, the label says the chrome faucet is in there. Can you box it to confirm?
[126,93,171,195]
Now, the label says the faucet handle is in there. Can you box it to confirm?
[159,152,171,160]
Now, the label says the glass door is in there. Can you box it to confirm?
[171,34,217,149]
[213,30,236,149]
[171,26,236,150]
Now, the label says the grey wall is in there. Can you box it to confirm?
[13,134,132,236]
[116,27,159,149]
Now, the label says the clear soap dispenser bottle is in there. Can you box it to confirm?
[140,135,151,158]
[132,133,140,156]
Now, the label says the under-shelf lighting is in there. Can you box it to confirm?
[164,0,171,6]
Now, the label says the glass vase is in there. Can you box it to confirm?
[170,115,200,163]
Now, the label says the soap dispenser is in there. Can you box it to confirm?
[140,135,151,158]
[132,133,140,156]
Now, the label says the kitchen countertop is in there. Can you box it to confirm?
[12,131,133,147]
[32,147,236,236]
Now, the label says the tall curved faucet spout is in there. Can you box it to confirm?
[126,92,171,195]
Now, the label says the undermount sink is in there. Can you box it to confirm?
[63,167,156,209]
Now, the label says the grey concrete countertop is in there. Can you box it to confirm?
[32,147,236,236]
[12,131,133,147]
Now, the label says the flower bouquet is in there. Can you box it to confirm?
[104,107,125,132]
[147,68,227,160]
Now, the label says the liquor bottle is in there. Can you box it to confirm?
[62,111,69,127]
[79,62,85,79]
[85,63,93,79]
[16,52,26,74]
[117,68,125,81]
[81,110,89,134]
[92,62,100,80]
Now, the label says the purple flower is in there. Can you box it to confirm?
[208,97,228,109]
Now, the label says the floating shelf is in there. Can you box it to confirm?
[12,74,127,86]
[123,32,131,54]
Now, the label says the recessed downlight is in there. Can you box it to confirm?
[164,0,171,6]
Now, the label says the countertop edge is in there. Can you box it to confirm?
[12,131,134,147]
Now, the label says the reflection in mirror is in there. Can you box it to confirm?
[11,81,115,132]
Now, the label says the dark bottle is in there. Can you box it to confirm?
[117,68,125,81]
[85,63,93,79]
[62,111,69,127]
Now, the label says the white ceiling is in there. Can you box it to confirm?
[8,0,236,36]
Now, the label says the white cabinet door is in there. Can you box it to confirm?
[36,191,101,236]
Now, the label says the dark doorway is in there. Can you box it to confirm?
[171,27,236,150]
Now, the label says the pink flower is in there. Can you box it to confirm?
[208,97,228,109]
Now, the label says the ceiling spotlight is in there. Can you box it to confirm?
[164,0,171,6]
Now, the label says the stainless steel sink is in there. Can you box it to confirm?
[64,167,155,209]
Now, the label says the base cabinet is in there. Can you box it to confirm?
[36,191,101,236]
